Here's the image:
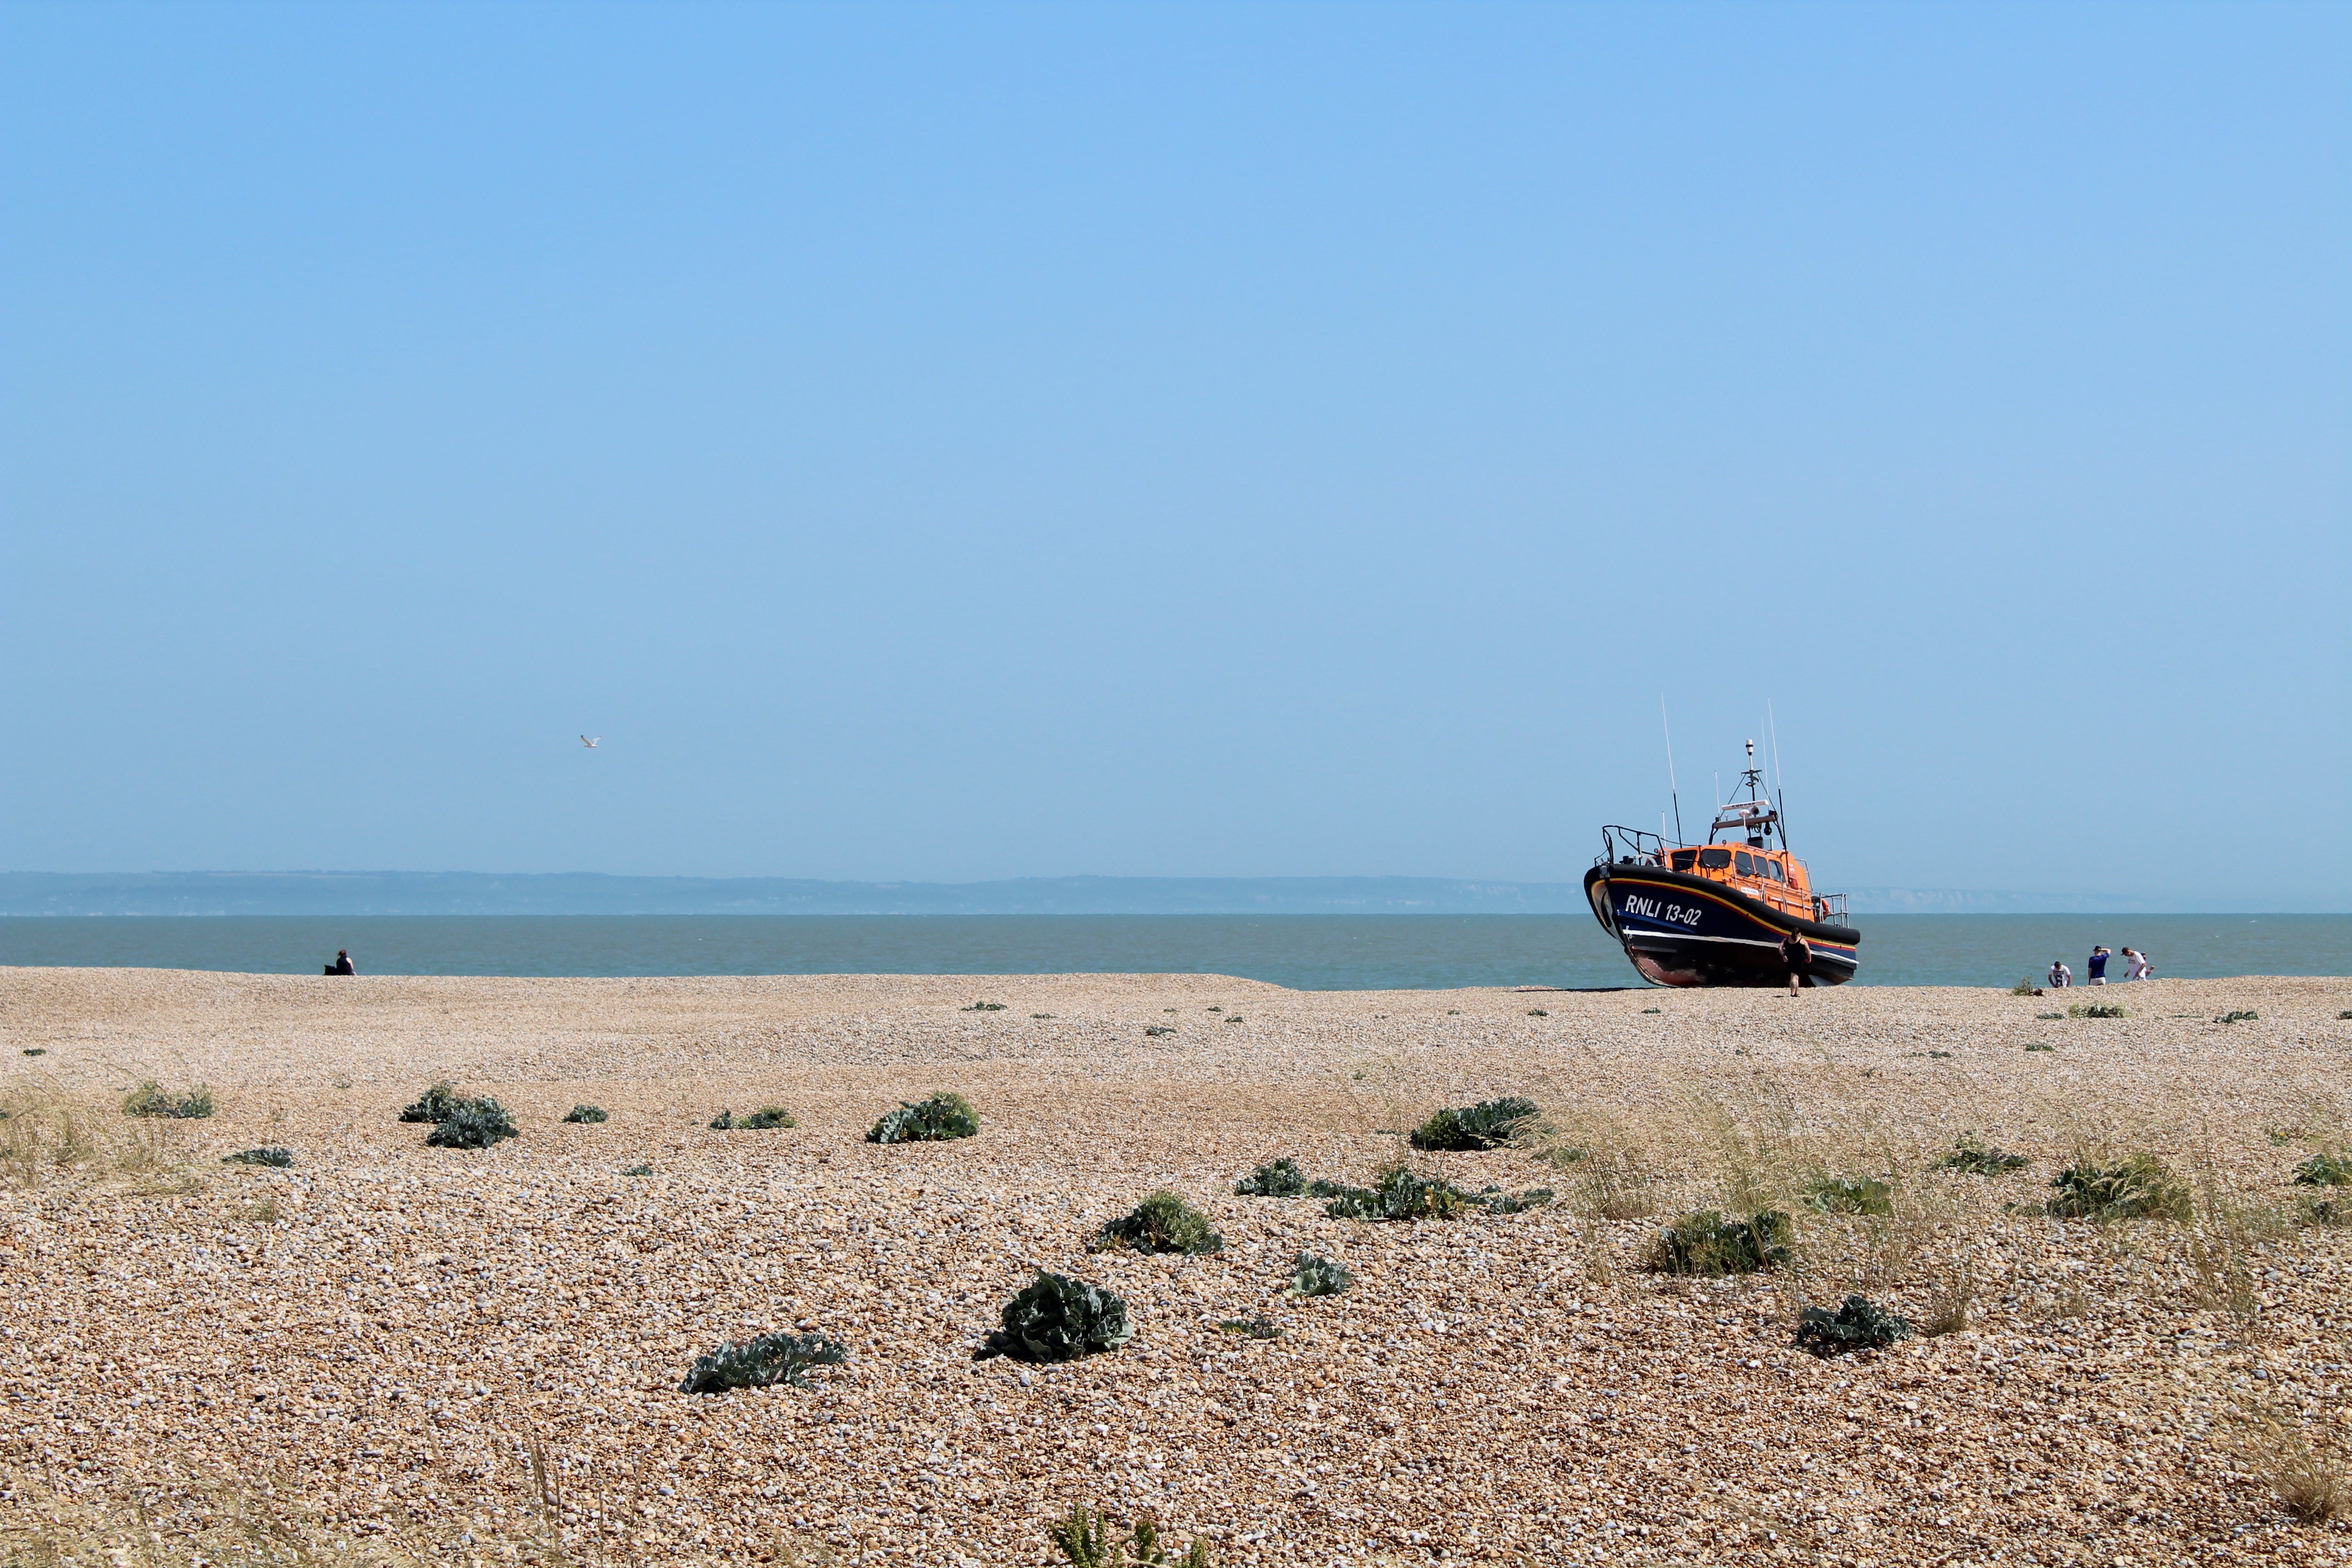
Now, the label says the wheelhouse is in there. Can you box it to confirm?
[1594,742,1848,926]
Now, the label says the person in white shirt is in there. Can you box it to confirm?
[2048,958,2071,988]
[2122,947,2153,980]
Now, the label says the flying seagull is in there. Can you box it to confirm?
[580,735,600,748]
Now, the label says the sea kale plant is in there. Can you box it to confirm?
[1940,1135,2031,1175]
[2067,1002,2128,1019]
[1235,1158,1310,1197]
[122,1082,215,1119]
[1094,1192,1224,1255]
[1793,1295,1911,1356]
[398,1083,466,1123]
[221,1147,294,1168]
[710,1107,796,1130]
[398,1081,518,1146]
[1288,1251,1352,1297]
[1478,1185,1556,1214]
[867,1092,980,1144]
[2046,1155,2191,1221]
[2292,1151,2352,1187]
[678,1331,848,1394]
[1216,1315,1283,1340]
[1321,1164,1477,1222]
[1805,1176,1894,1216]
[1408,1096,1540,1152]
[424,1097,520,1150]
[976,1271,1134,1363]
[563,1104,608,1124]
[1652,1210,1795,1275]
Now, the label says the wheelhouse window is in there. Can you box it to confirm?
[1670,850,1698,872]
[1765,859,1785,882]
[1734,851,1754,876]
[1697,848,1732,870]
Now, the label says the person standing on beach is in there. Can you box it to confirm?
[1781,930,1812,996]
[2048,957,2071,988]
[2088,946,2110,985]
[329,950,356,975]
[2124,948,2153,980]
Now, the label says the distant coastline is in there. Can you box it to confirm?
[0,870,2335,917]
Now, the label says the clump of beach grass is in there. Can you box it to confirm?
[2238,1403,2347,1525]
[2047,1154,2190,1221]
[1918,1255,1977,1336]
[2068,1001,2128,1019]
[1048,1503,1211,1568]
[0,1091,97,1190]
[221,1147,293,1168]
[562,1104,608,1124]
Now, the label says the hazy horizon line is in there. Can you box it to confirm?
[2,870,2342,918]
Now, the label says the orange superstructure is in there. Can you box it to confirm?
[1662,842,1820,921]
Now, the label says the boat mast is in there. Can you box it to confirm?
[1661,697,1684,847]
[1768,701,1790,854]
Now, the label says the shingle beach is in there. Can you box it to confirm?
[3,968,2348,1566]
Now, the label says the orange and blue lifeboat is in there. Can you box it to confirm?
[1583,817,1860,988]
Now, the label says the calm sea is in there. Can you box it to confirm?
[2,914,2346,991]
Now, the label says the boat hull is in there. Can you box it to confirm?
[1583,864,1861,988]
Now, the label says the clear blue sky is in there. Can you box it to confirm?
[3,3,2345,906]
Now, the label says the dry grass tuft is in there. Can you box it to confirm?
[2182,1158,2288,1333]
[1917,1253,1976,1335]
[0,1465,439,1566]
[1534,1112,1665,1220]
[2239,1404,2348,1524]
[0,1083,98,1188]
[2,1080,204,1193]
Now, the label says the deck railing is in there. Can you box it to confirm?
[1812,893,1849,924]
[1597,824,1667,865]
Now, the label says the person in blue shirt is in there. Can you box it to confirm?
[2087,946,2110,985]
